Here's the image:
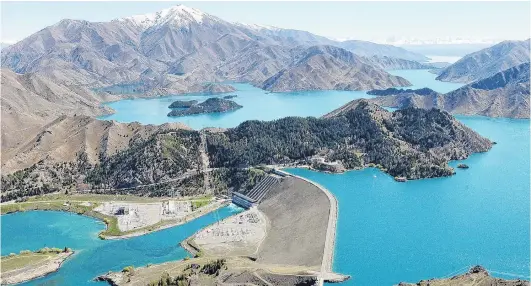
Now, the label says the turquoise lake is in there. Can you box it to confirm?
[99,70,463,129]
[2,69,528,285]
[1,206,243,285]
[286,116,530,285]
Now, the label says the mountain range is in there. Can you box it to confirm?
[260,45,411,92]
[436,39,530,83]
[1,4,528,175]
[1,4,443,173]
[1,5,431,94]
[370,62,530,118]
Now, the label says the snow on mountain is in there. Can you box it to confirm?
[113,5,213,29]
[234,22,281,31]
[1,3,430,90]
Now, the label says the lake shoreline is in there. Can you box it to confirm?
[102,200,230,240]
[0,198,230,241]
[286,114,530,284]
[1,251,74,285]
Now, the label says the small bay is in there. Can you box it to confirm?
[1,206,243,285]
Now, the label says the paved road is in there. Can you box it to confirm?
[81,168,219,193]
[81,164,255,194]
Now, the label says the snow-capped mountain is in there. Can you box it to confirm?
[234,22,281,31]
[113,5,219,29]
[0,4,428,89]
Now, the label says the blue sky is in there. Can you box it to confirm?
[1,1,529,44]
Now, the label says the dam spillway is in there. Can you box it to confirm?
[232,174,283,209]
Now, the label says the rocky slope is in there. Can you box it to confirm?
[167,98,242,116]
[260,46,412,92]
[199,83,236,94]
[1,69,110,169]
[1,125,198,201]
[0,68,192,173]
[96,257,319,286]
[398,265,529,286]
[1,115,190,173]
[370,63,530,118]
[213,43,304,84]
[1,5,425,92]
[436,39,530,83]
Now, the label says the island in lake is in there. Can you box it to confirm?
[168,98,243,117]
[1,247,74,285]
[168,100,198,108]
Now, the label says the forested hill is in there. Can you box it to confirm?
[2,100,492,201]
[207,100,492,179]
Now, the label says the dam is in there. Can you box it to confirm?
[231,172,284,209]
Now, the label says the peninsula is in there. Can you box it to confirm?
[260,45,411,92]
[1,248,74,285]
[3,100,493,202]
[436,39,530,83]
[369,62,530,118]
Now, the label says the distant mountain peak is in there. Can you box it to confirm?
[53,19,89,27]
[436,39,530,83]
[234,22,281,31]
[113,4,212,28]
